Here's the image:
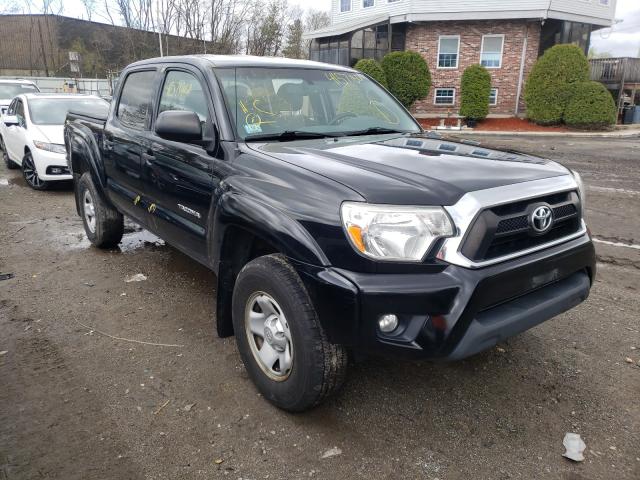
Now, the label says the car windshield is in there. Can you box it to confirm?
[28,97,109,125]
[0,83,39,99]
[215,67,421,140]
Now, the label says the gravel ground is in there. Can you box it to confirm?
[1,136,639,480]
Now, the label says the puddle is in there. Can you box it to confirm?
[0,178,8,186]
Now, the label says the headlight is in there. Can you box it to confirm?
[341,202,454,262]
[33,141,66,154]
[571,170,586,217]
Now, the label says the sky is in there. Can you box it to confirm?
[590,0,640,56]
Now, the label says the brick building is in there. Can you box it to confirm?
[0,14,218,78]
[304,0,617,116]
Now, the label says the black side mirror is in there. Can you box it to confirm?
[155,110,202,143]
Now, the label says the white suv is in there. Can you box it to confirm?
[0,79,39,115]
[0,93,108,190]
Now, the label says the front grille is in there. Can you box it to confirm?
[461,191,582,262]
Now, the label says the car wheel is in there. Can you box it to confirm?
[78,172,124,248]
[232,254,348,412]
[1,137,19,169]
[22,151,49,190]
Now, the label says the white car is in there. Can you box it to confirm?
[0,79,40,115]
[0,93,109,190]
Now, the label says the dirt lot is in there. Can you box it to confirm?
[1,136,639,480]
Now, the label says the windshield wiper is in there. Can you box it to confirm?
[341,127,408,137]
[244,130,338,142]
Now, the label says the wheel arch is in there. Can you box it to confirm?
[210,192,330,338]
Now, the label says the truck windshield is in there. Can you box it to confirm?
[28,97,109,125]
[0,83,39,98]
[215,67,421,140]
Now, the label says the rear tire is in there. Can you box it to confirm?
[0,137,19,169]
[232,254,348,412]
[22,151,49,190]
[77,172,124,248]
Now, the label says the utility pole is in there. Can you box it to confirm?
[158,31,164,57]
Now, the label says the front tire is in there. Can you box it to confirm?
[0,137,19,169]
[232,254,348,412]
[77,172,124,248]
[22,151,49,190]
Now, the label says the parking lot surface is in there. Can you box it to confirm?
[1,136,639,480]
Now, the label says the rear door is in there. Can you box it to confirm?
[142,66,218,263]
[103,68,159,222]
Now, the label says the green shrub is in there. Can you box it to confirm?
[381,51,431,108]
[354,59,388,88]
[524,44,590,125]
[564,81,617,129]
[460,64,492,120]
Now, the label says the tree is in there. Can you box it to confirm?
[460,64,491,121]
[283,18,305,59]
[588,47,613,59]
[524,44,590,125]
[354,59,388,88]
[246,0,289,57]
[381,51,431,109]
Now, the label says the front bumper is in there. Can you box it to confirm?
[294,233,595,360]
[32,149,71,181]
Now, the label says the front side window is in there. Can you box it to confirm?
[363,0,374,7]
[438,36,459,68]
[489,88,498,106]
[340,0,351,12]
[434,88,455,105]
[215,67,421,140]
[117,70,156,129]
[15,100,25,121]
[28,97,109,125]
[481,35,504,68]
[159,70,209,123]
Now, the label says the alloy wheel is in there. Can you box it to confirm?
[22,155,42,188]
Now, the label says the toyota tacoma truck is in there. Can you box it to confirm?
[65,55,595,412]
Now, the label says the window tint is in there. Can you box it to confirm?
[159,71,209,122]
[117,70,156,129]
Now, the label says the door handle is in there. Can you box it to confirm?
[141,151,155,166]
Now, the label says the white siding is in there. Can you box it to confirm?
[329,0,615,27]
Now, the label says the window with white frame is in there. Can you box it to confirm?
[489,88,498,106]
[599,0,609,5]
[435,88,455,105]
[438,36,460,68]
[481,35,504,68]
[363,0,374,7]
[340,0,351,12]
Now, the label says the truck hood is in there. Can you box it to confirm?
[31,124,64,145]
[250,134,570,205]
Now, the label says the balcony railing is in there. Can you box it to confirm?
[590,57,640,84]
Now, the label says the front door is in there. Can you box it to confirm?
[5,98,27,164]
[142,67,219,263]
[103,69,158,222]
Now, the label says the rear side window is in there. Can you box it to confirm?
[117,70,156,129]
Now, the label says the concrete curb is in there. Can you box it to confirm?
[437,129,640,138]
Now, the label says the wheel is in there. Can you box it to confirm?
[22,151,49,189]
[77,172,124,248]
[0,137,19,169]
[232,254,348,412]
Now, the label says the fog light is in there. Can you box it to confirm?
[51,167,62,174]
[378,314,399,333]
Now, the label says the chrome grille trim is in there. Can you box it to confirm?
[437,175,588,269]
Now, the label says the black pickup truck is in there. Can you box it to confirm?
[65,55,595,411]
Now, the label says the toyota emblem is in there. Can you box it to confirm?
[530,205,553,234]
